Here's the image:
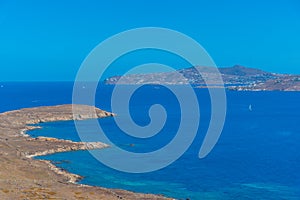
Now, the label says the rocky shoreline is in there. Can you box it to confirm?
[0,104,170,200]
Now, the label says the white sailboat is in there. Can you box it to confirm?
[249,104,252,111]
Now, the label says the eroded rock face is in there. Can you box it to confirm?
[0,104,169,200]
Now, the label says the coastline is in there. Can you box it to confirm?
[0,104,170,200]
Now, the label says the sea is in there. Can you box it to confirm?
[1,82,300,199]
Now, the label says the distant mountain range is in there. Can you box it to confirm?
[104,65,300,91]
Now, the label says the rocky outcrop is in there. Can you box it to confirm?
[25,136,109,158]
[0,104,115,128]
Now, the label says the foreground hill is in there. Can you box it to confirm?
[104,65,300,91]
[0,105,169,200]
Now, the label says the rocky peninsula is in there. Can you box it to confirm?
[0,104,169,200]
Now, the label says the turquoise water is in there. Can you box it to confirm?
[1,83,299,199]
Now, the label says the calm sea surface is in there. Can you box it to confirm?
[1,82,300,199]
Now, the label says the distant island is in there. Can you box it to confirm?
[104,65,300,91]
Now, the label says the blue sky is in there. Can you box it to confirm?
[0,0,300,81]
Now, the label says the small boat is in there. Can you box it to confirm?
[249,104,252,111]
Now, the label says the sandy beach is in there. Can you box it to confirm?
[0,104,170,200]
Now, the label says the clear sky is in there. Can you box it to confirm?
[1,0,300,81]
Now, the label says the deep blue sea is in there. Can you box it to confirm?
[1,82,300,199]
